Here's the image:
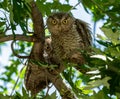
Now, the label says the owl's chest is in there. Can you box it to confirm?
[52,31,81,59]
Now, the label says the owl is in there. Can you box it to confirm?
[47,12,92,66]
[24,12,92,95]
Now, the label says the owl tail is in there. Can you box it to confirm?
[24,62,50,95]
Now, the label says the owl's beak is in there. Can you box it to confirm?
[57,26,62,32]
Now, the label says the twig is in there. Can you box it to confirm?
[11,40,30,58]
[45,75,53,96]
[10,65,26,96]
[68,1,81,13]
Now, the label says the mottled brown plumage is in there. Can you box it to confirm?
[47,12,92,65]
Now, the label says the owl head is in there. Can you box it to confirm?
[47,12,75,36]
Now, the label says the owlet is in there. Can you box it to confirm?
[47,12,92,66]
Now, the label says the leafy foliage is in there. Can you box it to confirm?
[82,0,120,30]
[0,0,120,99]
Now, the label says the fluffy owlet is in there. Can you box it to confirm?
[47,12,92,66]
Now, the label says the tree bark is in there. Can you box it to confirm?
[24,1,46,94]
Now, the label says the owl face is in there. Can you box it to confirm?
[47,12,75,36]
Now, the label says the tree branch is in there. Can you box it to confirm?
[0,34,34,43]
[25,1,46,95]
[29,1,45,60]
[47,71,76,99]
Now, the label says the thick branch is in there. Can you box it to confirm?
[25,1,46,94]
[30,1,45,60]
[46,71,76,99]
[31,2,45,39]
[0,34,34,43]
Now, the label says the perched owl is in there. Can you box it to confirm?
[24,12,92,95]
[47,12,92,66]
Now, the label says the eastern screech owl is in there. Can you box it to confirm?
[47,12,92,65]
[24,12,92,95]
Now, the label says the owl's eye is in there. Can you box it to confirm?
[62,20,68,24]
[51,20,57,24]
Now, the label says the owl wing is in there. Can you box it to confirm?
[75,19,92,47]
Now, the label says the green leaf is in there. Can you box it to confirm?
[101,27,120,44]
[22,87,29,98]
[0,26,5,33]
[90,90,110,99]
[0,0,8,10]
[50,91,57,99]
[116,92,120,99]
[25,0,33,3]
[84,77,111,90]
[0,22,5,27]
[105,46,120,57]
[0,94,10,99]
[8,5,13,23]
[45,29,51,37]
[44,91,57,99]
[91,47,103,54]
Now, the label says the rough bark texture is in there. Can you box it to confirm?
[24,1,76,98]
[24,1,47,94]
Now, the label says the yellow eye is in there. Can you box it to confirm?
[62,20,67,24]
[52,20,57,24]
